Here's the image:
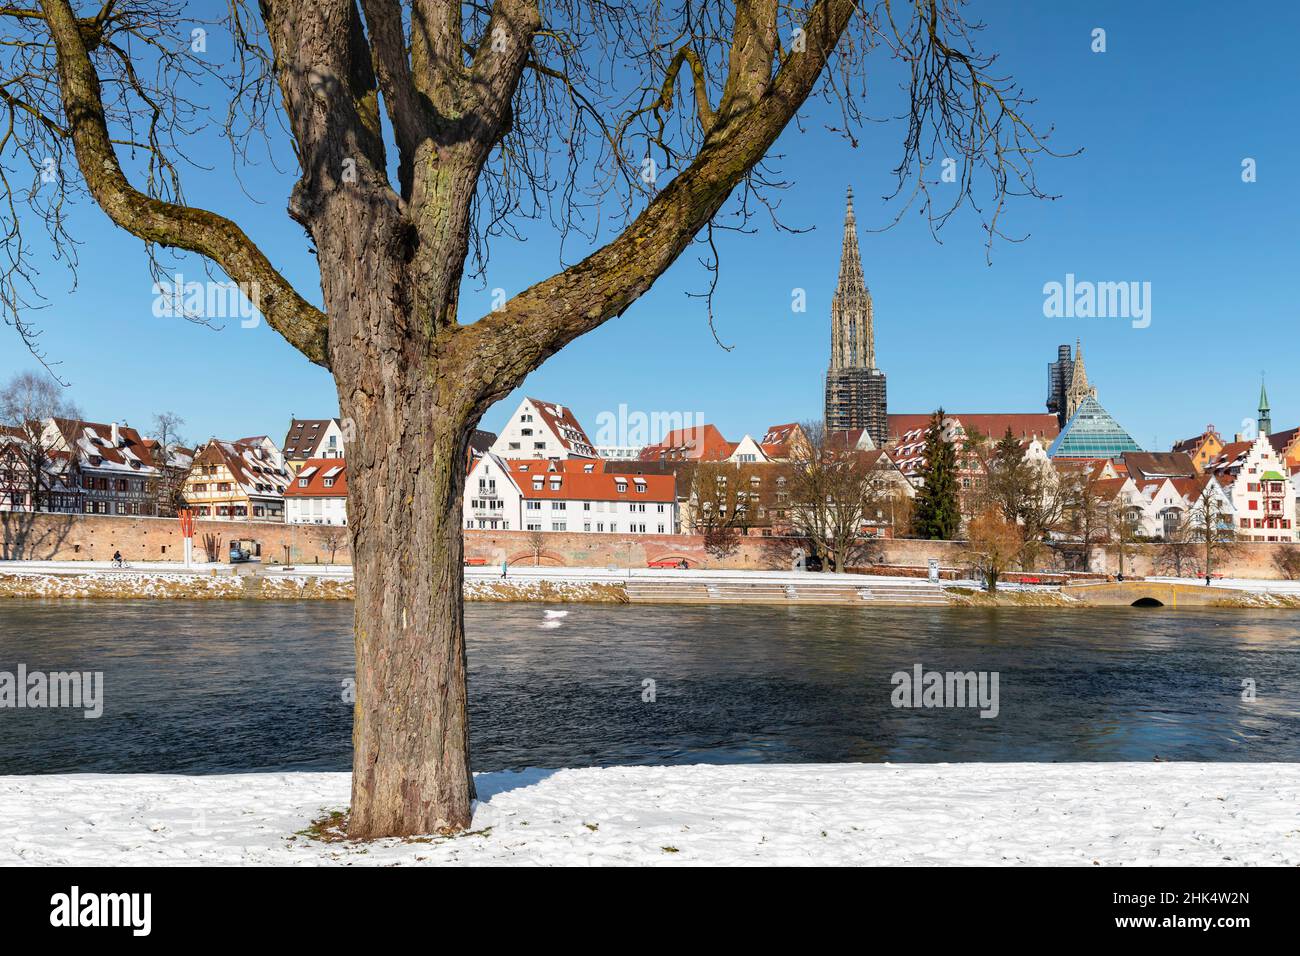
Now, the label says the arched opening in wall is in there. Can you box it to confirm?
[506,550,567,568]
[647,555,694,569]
[1131,597,1164,607]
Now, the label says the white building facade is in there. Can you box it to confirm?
[489,398,597,460]
[1212,434,1297,542]
[284,459,348,525]
[464,455,676,534]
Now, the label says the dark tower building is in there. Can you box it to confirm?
[823,188,887,444]
[1046,344,1074,428]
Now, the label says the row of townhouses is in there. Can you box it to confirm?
[3,381,1297,543]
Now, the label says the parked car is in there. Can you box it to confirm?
[229,542,253,563]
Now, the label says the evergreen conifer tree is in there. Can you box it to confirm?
[913,409,962,539]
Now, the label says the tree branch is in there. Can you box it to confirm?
[37,0,329,365]
[459,0,857,410]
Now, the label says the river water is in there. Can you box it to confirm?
[2,600,1298,773]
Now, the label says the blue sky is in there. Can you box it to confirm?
[3,1,1296,450]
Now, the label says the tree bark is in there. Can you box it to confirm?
[341,358,476,837]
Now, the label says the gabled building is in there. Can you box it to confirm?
[1268,427,1300,472]
[886,413,1060,448]
[726,434,770,464]
[42,418,161,516]
[285,459,348,525]
[0,425,82,513]
[282,418,347,472]
[1172,425,1225,473]
[183,436,291,521]
[637,423,732,463]
[489,398,597,460]
[1121,451,1197,485]
[463,455,676,534]
[758,423,810,461]
[1207,434,1296,542]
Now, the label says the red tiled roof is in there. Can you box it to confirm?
[638,424,731,462]
[50,418,160,473]
[516,469,675,503]
[526,398,596,456]
[193,438,290,497]
[508,458,607,475]
[887,413,1060,444]
[284,459,347,497]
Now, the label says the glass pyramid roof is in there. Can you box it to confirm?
[1048,396,1143,458]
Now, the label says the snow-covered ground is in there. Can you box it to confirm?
[3,763,1297,866]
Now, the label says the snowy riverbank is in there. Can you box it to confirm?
[3,763,1297,866]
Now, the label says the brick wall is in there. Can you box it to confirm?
[4,512,1297,579]
[0,511,349,565]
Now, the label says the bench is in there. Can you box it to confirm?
[647,559,688,569]
[463,557,488,566]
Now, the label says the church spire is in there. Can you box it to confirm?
[1065,339,1097,421]
[1259,375,1272,435]
[830,186,874,371]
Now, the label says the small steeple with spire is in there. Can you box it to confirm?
[1258,375,1272,436]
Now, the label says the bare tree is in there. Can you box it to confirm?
[526,529,546,567]
[316,524,347,565]
[0,370,79,511]
[3,1,1063,836]
[1188,481,1236,582]
[1274,544,1300,581]
[787,421,890,571]
[1156,510,1199,578]
[150,411,189,517]
[1102,497,1143,580]
[685,461,757,557]
[1058,464,1112,572]
[965,506,1023,593]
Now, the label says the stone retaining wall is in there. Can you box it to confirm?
[4,512,1296,579]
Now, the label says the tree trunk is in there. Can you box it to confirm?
[341,367,476,838]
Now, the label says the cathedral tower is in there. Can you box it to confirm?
[824,188,888,443]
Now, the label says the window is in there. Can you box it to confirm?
[551,521,566,532]
[299,478,309,487]
[324,478,335,488]
[527,522,542,531]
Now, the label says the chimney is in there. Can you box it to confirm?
[111,422,121,447]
